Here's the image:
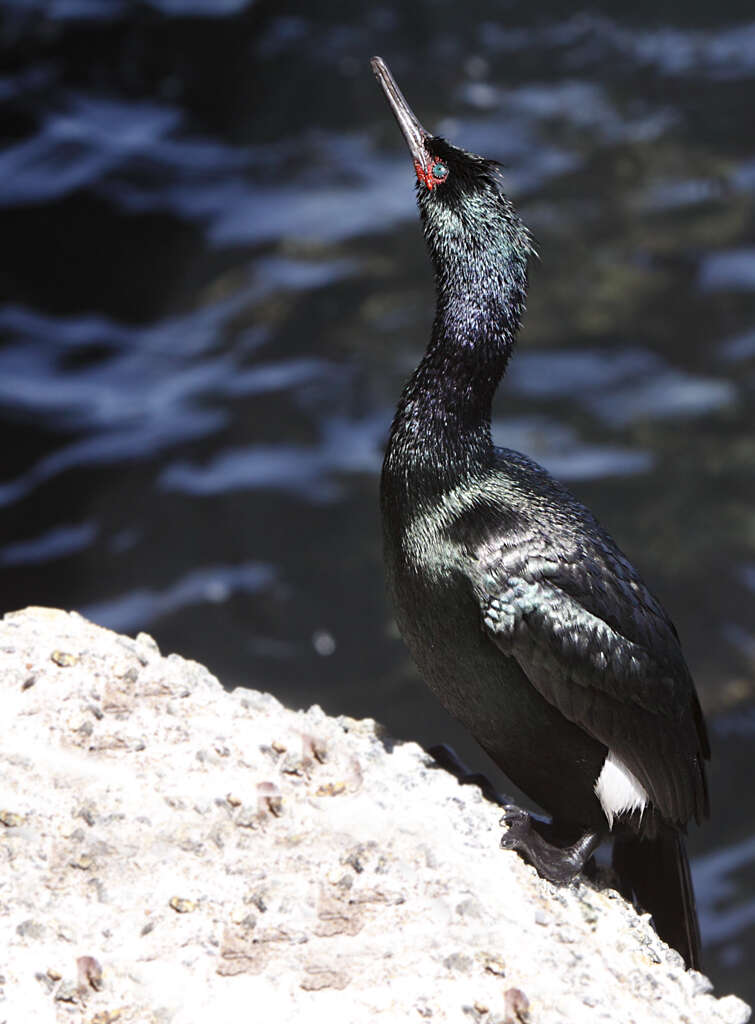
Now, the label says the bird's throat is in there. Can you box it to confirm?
[384,324,512,500]
[385,212,528,500]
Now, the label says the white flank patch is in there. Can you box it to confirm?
[594,750,649,829]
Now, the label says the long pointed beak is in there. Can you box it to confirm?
[371,56,430,169]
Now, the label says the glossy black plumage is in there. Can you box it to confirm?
[372,57,709,968]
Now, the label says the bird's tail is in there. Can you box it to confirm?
[612,829,701,971]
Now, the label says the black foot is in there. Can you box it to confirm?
[499,805,602,885]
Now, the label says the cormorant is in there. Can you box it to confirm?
[372,55,709,970]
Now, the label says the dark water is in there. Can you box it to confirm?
[1,0,754,1000]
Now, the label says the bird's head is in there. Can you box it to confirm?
[371,56,531,286]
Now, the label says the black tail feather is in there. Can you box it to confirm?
[612,829,701,971]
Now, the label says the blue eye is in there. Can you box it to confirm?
[432,162,449,180]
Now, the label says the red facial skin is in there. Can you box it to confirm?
[414,158,448,191]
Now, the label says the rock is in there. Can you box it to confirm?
[0,606,750,1024]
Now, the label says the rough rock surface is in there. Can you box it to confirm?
[0,607,750,1024]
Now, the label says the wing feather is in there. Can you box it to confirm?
[456,473,709,828]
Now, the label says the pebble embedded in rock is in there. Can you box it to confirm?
[169,898,196,914]
[51,650,78,667]
[77,956,103,992]
[0,809,25,828]
[503,987,530,1023]
[16,919,45,940]
[53,981,78,1003]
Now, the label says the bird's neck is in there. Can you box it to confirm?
[384,258,524,500]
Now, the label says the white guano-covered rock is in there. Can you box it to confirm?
[0,607,750,1024]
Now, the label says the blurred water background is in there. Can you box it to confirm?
[1,0,754,1000]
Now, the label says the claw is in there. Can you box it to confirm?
[499,804,529,829]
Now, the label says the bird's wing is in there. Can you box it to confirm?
[456,495,708,828]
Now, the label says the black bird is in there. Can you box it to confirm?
[372,56,709,970]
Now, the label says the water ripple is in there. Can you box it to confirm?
[699,248,755,293]
[507,348,735,426]
[160,413,387,502]
[0,522,97,566]
[493,417,653,480]
[81,561,276,634]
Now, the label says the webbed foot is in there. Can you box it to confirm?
[499,806,602,885]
